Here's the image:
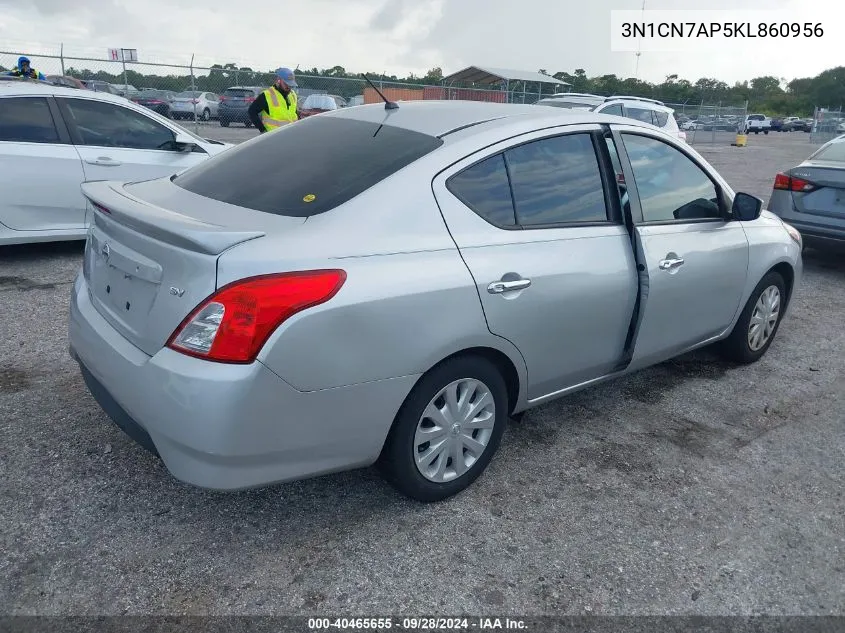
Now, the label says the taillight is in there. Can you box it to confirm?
[92,201,111,215]
[166,270,346,364]
[773,172,816,192]
[246,97,256,103]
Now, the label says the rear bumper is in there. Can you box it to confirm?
[768,194,845,242]
[68,272,417,490]
[218,107,251,121]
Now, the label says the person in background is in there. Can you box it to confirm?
[5,56,45,80]
[248,67,299,133]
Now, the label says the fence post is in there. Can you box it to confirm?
[60,43,65,76]
[190,54,198,134]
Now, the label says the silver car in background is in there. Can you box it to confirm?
[171,90,220,121]
[768,135,845,244]
[68,101,802,502]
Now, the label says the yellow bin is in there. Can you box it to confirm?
[734,133,748,147]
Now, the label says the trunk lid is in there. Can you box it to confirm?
[789,162,845,219]
[81,178,305,356]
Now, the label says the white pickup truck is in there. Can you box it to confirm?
[745,113,771,134]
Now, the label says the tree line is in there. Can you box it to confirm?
[3,59,842,115]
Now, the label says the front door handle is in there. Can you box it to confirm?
[487,278,532,294]
[86,157,122,167]
[659,256,685,270]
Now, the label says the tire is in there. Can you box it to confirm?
[201,108,210,122]
[719,271,786,364]
[764,130,769,135]
[219,120,229,127]
[378,355,509,502]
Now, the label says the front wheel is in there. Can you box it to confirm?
[719,272,786,364]
[378,356,508,502]
[764,130,769,135]
[201,108,210,121]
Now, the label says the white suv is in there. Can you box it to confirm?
[537,94,686,142]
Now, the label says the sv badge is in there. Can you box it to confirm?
[169,287,186,297]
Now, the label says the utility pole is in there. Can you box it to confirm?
[121,48,129,92]
[634,0,646,79]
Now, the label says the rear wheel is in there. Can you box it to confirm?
[719,271,786,364]
[379,356,508,502]
[219,120,229,127]
[201,108,210,121]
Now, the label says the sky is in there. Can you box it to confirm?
[0,0,841,85]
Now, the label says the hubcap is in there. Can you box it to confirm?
[748,285,781,351]
[414,378,496,483]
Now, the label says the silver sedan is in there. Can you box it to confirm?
[68,101,803,502]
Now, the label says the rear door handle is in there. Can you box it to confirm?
[86,157,122,167]
[659,257,685,270]
[487,279,532,294]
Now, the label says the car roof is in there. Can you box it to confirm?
[322,99,663,139]
[0,79,131,104]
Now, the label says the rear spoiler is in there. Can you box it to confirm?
[82,180,265,255]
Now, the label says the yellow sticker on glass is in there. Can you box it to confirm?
[303,194,316,203]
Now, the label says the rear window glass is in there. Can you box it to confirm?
[173,117,444,217]
[176,91,202,98]
[811,141,845,163]
[225,89,256,98]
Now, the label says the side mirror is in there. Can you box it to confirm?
[732,192,763,221]
[173,131,198,152]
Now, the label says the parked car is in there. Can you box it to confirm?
[82,80,122,95]
[768,135,845,244]
[218,86,263,127]
[536,94,687,142]
[297,93,348,118]
[793,118,813,133]
[130,89,176,117]
[745,114,771,134]
[0,81,232,246]
[67,101,802,502]
[171,90,220,121]
[47,75,87,90]
[112,83,138,97]
[348,95,365,107]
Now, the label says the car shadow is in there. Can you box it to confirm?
[0,240,84,261]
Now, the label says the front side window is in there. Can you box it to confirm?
[505,133,609,225]
[622,133,721,222]
[0,97,60,143]
[58,98,175,150]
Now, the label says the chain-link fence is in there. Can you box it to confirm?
[664,101,749,144]
[810,106,844,145]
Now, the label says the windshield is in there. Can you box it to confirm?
[303,94,338,110]
[810,140,845,163]
[173,116,443,217]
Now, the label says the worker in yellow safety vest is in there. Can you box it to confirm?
[247,67,298,133]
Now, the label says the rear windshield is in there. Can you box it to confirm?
[173,116,444,217]
[810,141,845,163]
[176,90,202,98]
[225,89,256,98]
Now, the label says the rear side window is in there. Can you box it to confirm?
[601,103,624,116]
[447,154,516,227]
[653,110,669,127]
[506,134,608,225]
[626,107,655,125]
[174,117,443,217]
[0,97,60,143]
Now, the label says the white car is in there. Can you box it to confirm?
[170,91,220,121]
[537,94,687,142]
[0,81,232,246]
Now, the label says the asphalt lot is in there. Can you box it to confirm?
[1,130,844,617]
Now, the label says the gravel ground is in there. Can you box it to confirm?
[1,131,843,617]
